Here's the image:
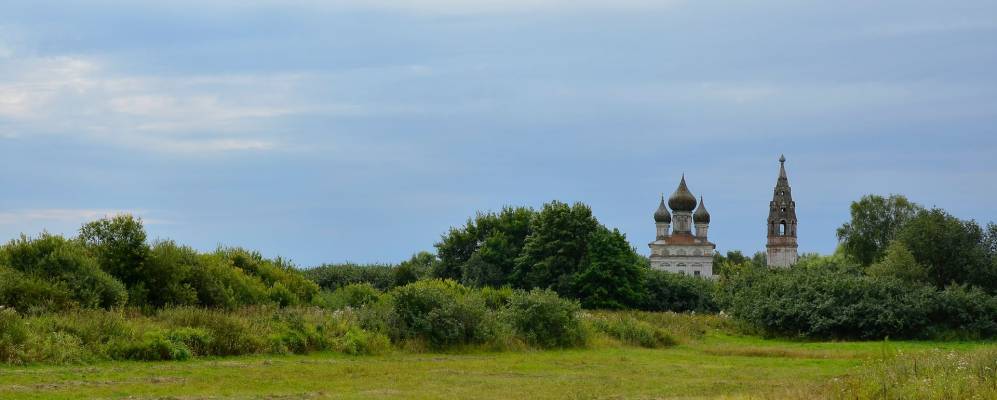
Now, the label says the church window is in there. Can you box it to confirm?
[781,208,786,212]
[780,221,787,235]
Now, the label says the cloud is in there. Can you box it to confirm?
[0,209,152,225]
[0,55,372,154]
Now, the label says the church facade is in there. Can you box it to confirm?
[648,175,715,277]
[766,155,799,267]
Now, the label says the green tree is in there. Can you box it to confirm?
[897,209,992,290]
[837,194,923,266]
[513,201,600,296]
[865,240,929,284]
[79,215,150,289]
[573,228,645,309]
[394,251,437,287]
[434,207,534,283]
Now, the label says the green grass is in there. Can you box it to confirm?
[2,334,992,399]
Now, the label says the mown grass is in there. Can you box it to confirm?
[0,324,993,399]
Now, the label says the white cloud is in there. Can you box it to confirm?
[0,209,147,225]
[0,55,373,154]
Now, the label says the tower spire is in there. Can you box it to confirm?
[767,154,798,267]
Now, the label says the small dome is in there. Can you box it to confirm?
[694,196,711,224]
[668,175,697,212]
[654,196,671,223]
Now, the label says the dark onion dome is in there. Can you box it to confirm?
[653,195,671,223]
[694,196,711,224]
[668,175,697,212]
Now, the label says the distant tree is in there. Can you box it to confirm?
[865,240,929,284]
[837,194,923,266]
[750,251,768,268]
[573,228,645,309]
[513,201,600,296]
[79,215,150,287]
[713,250,751,276]
[394,251,437,287]
[897,209,993,290]
[434,207,534,284]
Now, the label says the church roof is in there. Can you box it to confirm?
[653,195,671,223]
[668,175,698,212]
[694,196,711,224]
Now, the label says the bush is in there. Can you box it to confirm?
[305,263,397,291]
[0,266,75,313]
[641,269,718,313]
[317,283,384,310]
[504,289,586,348]
[219,248,320,305]
[0,235,128,310]
[928,285,997,339]
[388,280,492,348]
[719,266,938,339]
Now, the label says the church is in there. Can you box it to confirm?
[648,155,799,276]
[647,175,716,277]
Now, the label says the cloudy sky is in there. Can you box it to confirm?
[1,0,995,266]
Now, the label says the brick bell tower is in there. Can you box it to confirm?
[766,155,798,267]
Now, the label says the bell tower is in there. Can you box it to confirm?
[766,155,798,267]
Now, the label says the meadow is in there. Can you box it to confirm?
[0,311,993,400]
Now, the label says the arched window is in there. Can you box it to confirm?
[780,221,787,235]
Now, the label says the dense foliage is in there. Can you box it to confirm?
[303,252,436,292]
[434,201,675,311]
[718,263,997,339]
[0,215,318,313]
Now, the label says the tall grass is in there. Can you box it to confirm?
[824,346,997,399]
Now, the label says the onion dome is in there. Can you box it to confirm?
[693,196,711,224]
[667,175,697,212]
[653,195,671,223]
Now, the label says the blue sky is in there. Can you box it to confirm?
[1,0,995,267]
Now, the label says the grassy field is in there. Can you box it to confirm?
[1,331,992,400]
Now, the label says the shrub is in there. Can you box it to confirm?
[304,263,397,291]
[504,289,586,348]
[928,285,997,339]
[219,248,320,305]
[0,235,128,310]
[0,266,75,313]
[641,269,718,313]
[479,286,514,310]
[719,267,937,339]
[317,283,384,310]
[388,280,492,348]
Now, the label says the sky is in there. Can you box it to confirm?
[1,0,996,267]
